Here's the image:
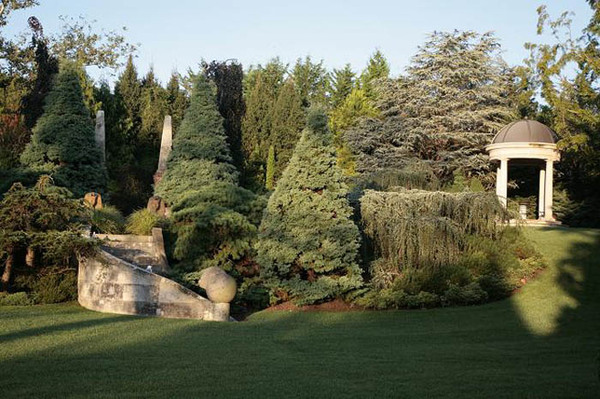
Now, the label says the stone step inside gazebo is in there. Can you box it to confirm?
[486,120,561,225]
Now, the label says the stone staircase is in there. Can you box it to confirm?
[78,228,230,321]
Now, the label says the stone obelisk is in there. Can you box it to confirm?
[154,115,172,185]
[95,110,105,161]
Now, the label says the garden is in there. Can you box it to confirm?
[1,0,600,397]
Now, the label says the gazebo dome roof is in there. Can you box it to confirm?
[492,120,557,144]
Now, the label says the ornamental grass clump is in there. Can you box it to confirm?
[256,108,363,305]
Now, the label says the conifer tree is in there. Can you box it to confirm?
[360,49,390,98]
[292,56,329,108]
[166,71,189,132]
[114,55,141,142]
[270,78,305,180]
[256,109,363,305]
[155,75,262,271]
[20,63,106,197]
[241,59,286,186]
[203,60,245,173]
[265,145,275,190]
[330,63,355,108]
[347,31,514,181]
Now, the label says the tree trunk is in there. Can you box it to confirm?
[1,251,14,292]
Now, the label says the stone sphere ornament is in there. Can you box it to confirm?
[198,267,237,303]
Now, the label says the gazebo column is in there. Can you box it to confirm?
[544,159,554,220]
[496,158,508,207]
[538,167,546,219]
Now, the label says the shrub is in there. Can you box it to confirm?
[0,292,34,306]
[126,209,164,235]
[443,282,488,306]
[16,268,78,304]
[91,205,126,234]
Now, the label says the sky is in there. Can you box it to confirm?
[2,0,594,84]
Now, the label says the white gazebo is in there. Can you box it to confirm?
[486,120,560,223]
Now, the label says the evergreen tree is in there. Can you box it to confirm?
[329,88,379,175]
[20,63,106,197]
[347,31,514,181]
[292,55,329,108]
[330,63,355,108]
[140,67,167,147]
[265,144,275,191]
[166,71,189,133]
[270,78,305,181]
[155,75,262,271]
[256,109,363,305]
[114,55,141,143]
[360,49,390,98]
[241,59,287,186]
[21,36,59,130]
[203,60,245,173]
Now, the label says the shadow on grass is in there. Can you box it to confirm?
[0,314,134,344]
[0,228,598,398]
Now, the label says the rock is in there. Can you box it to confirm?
[199,267,237,303]
[146,195,169,217]
[84,192,103,209]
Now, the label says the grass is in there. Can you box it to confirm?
[1,227,599,398]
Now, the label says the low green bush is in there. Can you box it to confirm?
[442,282,488,306]
[16,268,78,304]
[126,209,168,235]
[0,291,34,306]
[355,289,440,310]
[91,205,126,234]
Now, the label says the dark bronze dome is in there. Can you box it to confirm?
[492,120,557,144]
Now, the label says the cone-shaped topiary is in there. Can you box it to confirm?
[20,63,106,197]
[155,75,263,271]
[256,108,363,305]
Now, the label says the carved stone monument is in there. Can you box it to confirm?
[154,115,172,185]
[95,110,105,161]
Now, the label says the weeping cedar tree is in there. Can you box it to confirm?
[256,108,363,305]
[155,75,263,272]
[346,31,515,183]
[20,63,106,197]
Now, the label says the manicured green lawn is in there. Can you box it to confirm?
[1,228,599,398]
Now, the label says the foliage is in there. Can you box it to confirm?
[359,49,390,99]
[256,108,363,305]
[90,205,125,234]
[49,15,137,71]
[20,63,107,197]
[330,63,355,108]
[0,176,96,292]
[166,71,189,132]
[125,208,165,235]
[155,75,263,271]
[524,4,600,226]
[348,31,515,183]
[203,60,245,173]
[265,144,275,191]
[270,78,305,182]
[241,59,288,187]
[291,55,329,108]
[356,188,542,309]
[0,291,33,306]
[16,267,78,304]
